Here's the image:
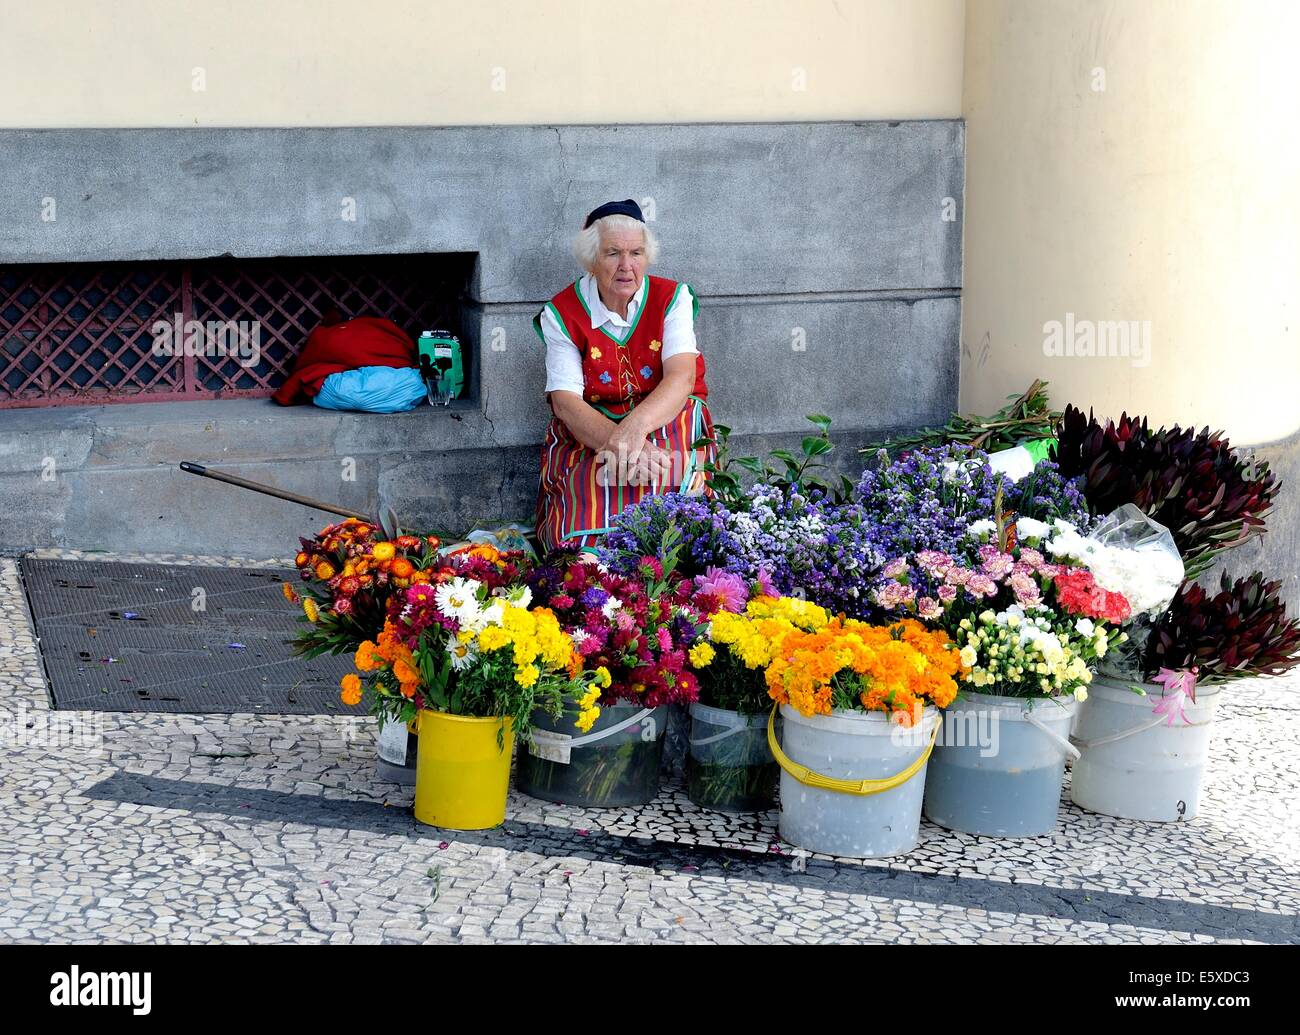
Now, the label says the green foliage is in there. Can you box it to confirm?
[693,413,855,509]
[860,380,1061,457]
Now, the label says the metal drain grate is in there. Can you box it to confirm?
[19,558,361,715]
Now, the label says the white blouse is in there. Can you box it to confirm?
[541,273,699,396]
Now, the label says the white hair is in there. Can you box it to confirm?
[572,214,659,273]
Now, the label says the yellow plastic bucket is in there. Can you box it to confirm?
[413,709,514,830]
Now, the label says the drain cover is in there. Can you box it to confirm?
[20,558,361,715]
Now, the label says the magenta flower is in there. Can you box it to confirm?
[693,567,749,613]
[637,555,664,580]
[755,568,778,599]
[407,584,436,605]
[657,627,673,651]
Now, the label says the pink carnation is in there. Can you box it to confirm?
[916,596,943,620]
[882,557,910,580]
[966,574,1000,598]
[937,585,958,604]
[915,551,954,578]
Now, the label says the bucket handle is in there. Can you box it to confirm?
[529,706,656,754]
[1022,710,1081,761]
[689,720,758,748]
[766,705,937,797]
[1070,714,1211,750]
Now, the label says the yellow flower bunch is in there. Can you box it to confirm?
[704,595,832,672]
[575,666,612,732]
[479,603,575,676]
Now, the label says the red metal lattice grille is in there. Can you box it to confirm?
[0,254,471,408]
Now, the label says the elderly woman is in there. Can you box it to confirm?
[533,199,718,554]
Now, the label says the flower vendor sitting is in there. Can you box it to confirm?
[533,198,718,556]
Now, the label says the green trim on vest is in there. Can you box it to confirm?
[668,281,699,323]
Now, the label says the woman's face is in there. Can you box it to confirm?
[593,226,648,312]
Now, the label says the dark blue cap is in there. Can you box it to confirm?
[583,198,644,229]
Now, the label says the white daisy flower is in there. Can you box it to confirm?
[448,637,478,671]
[435,577,483,626]
[601,596,622,619]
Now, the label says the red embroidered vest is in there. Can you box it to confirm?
[535,275,708,417]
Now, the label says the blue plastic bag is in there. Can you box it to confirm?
[314,366,426,413]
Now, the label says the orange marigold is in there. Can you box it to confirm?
[340,673,363,707]
[390,558,414,579]
[314,561,336,580]
[281,582,299,604]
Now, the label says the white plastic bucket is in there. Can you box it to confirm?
[775,704,940,859]
[923,692,1078,836]
[686,702,778,813]
[1070,677,1220,821]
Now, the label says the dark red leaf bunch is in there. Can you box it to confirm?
[1144,571,1300,685]
[1051,405,1279,578]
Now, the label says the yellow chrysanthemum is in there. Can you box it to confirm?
[688,642,715,668]
[370,542,396,562]
[594,666,612,689]
[514,663,539,688]
[575,705,600,733]
[314,562,335,581]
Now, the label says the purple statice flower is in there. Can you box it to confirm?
[694,567,749,613]
[725,484,887,620]
[597,493,746,579]
[855,446,1094,562]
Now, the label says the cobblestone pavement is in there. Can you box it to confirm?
[2,552,1298,945]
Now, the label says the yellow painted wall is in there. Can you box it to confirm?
[960,0,1300,445]
[0,0,965,126]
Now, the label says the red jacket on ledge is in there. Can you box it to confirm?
[272,316,416,405]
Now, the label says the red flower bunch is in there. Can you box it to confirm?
[526,552,709,708]
[288,519,442,656]
[1053,569,1132,623]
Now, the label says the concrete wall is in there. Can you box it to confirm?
[960,0,1299,609]
[0,0,966,127]
[0,120,964,556]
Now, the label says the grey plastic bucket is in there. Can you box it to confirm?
[516,702,667,806]
[923,691,1078,836]
[1070,678,1220,821]
[776,704,939,859]
[685,702,778,813]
